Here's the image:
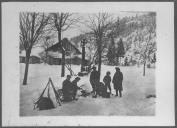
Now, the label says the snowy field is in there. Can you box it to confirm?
[20,63,155,116]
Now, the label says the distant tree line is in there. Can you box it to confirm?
[71,12,156,76]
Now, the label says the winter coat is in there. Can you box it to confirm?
[112,71,123,90]
[103,75,111,86]
[97,82,106,96]
[62,79,73,100]
[71,80,80,93]
[90,70,100,82]
[97,82,110,98]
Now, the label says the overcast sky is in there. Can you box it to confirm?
[62,12,147,39]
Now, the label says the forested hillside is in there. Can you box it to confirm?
[70,12,156,66]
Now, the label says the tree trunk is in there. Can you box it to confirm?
[58,30,65,77]
[61,50,65,77]
[143,61,146,76]
[119,57,120,65]
[45,50,48,63]
[81,45,85,72]
[23,51,30,85]
[98,39,102,81]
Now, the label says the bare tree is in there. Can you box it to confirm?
[20,12,50,85]
[141,29,156,76]
[40,34,55,63]
[85,13,113,80]
[50,13,80,77]
[135,26,156,76]
[141,13,156,76]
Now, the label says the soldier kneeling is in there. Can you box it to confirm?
[97,82,110,98]
[62,75,73,102]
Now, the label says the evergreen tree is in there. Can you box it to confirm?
[107,37,116,65]
[117,38,125,57]
[115,38,125,65]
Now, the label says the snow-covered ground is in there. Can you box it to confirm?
[20,63,155,116]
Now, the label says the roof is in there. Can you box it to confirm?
[46,38,81,55]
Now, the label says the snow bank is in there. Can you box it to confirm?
[20,64,155,116]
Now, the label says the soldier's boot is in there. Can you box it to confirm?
[115,90,118,96]
[119,90,122,97]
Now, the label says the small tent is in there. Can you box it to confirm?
[34,78,62,110]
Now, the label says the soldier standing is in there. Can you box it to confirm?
[103,71,112,94]
[90,66,100,98]
[112,67,123,97]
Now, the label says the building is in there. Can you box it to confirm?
[46,38,83,65]
[20,50,41,64]
[46,51,62,65]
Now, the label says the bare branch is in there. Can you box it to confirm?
[84,13,114,46]
[20,12,50,52]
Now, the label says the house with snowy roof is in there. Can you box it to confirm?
[20,49,42,64]
[45,38,88,65]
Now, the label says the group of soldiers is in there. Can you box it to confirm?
[90,66,123,98]
[62,66,123,102]
[62,75,81,101]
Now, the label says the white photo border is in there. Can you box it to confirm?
[2,2,175,126]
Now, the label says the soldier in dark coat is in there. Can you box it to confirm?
[62,75,73,101]
[103,71,112,94]
[112,67,123,97]
[71,77,81,100]
[90,66,100,97]
[98,82,109,98]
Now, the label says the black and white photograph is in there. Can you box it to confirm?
[2,2,175,126]
[19,11,157,116]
